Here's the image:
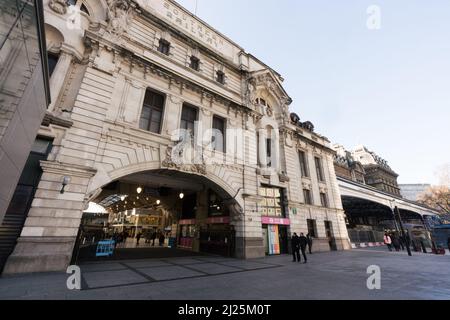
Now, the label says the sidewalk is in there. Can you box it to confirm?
[1,249,450,300]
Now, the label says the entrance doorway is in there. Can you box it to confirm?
[73,170,237,263]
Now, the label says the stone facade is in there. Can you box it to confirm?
[333,144,401,197]
[3,0,350,274]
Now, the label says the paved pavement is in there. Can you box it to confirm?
[1,248,450,300]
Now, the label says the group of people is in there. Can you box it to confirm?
[142,230,166,247]
[291,233,313,263]
[111,230,166,247]
[383,232,409,252]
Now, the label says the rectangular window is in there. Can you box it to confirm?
[266,138,272,167]
[307,219,317,238]
[216,70,225,84]
[212,115,226,152]
[303,189,312,205]
[315,157,325,182]
[320,192,328,207]
[180,104,198,137]
[259,186,285,217]
[299,151,309,177]
[139,89,165,134]
[190,56,200,71]
[158,39,170,55]
[47,53,59,77]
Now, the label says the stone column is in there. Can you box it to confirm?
[3,161,96,274]
[48,50,73,112]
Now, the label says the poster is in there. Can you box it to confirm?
[268,225,280,255]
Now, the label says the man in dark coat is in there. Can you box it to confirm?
[291,233,300,262]
[299,233,308,263]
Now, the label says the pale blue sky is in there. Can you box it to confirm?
[177,0,450,185]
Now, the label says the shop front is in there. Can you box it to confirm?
[262,217,290,255]
[259,186,290,255]
[200,216,235,257]
[178,219,197,250]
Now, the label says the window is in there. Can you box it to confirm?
[139,89,165,134]
[320,192,328,207]
[266,137,272,168]
[315,157,325,182]
[259,186,285,217]
[216,70,225,84]
[158,39,171,55]
[180,104,198,137]
[190,56,200,71]
[47,53,59,77]
[299,151,309,177]
[307,219,317,238]
[303,189,312,205]
[212,116,226,152]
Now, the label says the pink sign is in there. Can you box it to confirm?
[261,217,291,226]
[207,216,230,224]
[179,219,196,225]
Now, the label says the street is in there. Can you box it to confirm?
[0,248,449,300]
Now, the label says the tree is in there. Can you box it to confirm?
[417,185,450,215]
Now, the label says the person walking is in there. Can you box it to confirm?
[159,232,166,247]
[299,233,308,263]
[291,233,300,262]
[391,234,400,252]
[151,231,157,246]
[384,232,392,251]
[306,233,313,254]
[136,232,142,246]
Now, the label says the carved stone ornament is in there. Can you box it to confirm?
[106,0,134,36]
[162,146,207,175]
[49,0,68,15]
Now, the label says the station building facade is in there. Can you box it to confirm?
[3,0,350,274]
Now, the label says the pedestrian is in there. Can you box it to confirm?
[291,233,300,262]
[384,232,392,251]
[136,232,142,246]
[159,232,165,247]
[398,234,405,251]
[391,234,400,252]
[306,233,313,254]
[151,231,157,246]
[298,233,308,263]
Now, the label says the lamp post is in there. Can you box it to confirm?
[393,200,412,256]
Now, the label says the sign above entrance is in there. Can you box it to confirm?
[179,219,196,225]
[207,216,230,225]
[261,217,290,226]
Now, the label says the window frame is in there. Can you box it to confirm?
[180,103,199,138]
[190,56,200,71]
[315,156,325,182]
[158,39,171,56]
[139,89,166,134]
[320,192,329,208]
[216,70,225,84]
[212,115,226,153]
[298,150,310,178]
[303,189,313,205]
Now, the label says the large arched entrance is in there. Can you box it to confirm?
[73,169,241,263]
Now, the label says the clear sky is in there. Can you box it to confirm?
[176,0,450,185]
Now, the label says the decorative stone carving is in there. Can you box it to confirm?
[106,0,134,37]
[49,0,68,15]
[162,146,207,175]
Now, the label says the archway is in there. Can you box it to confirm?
[74,169,242,263]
